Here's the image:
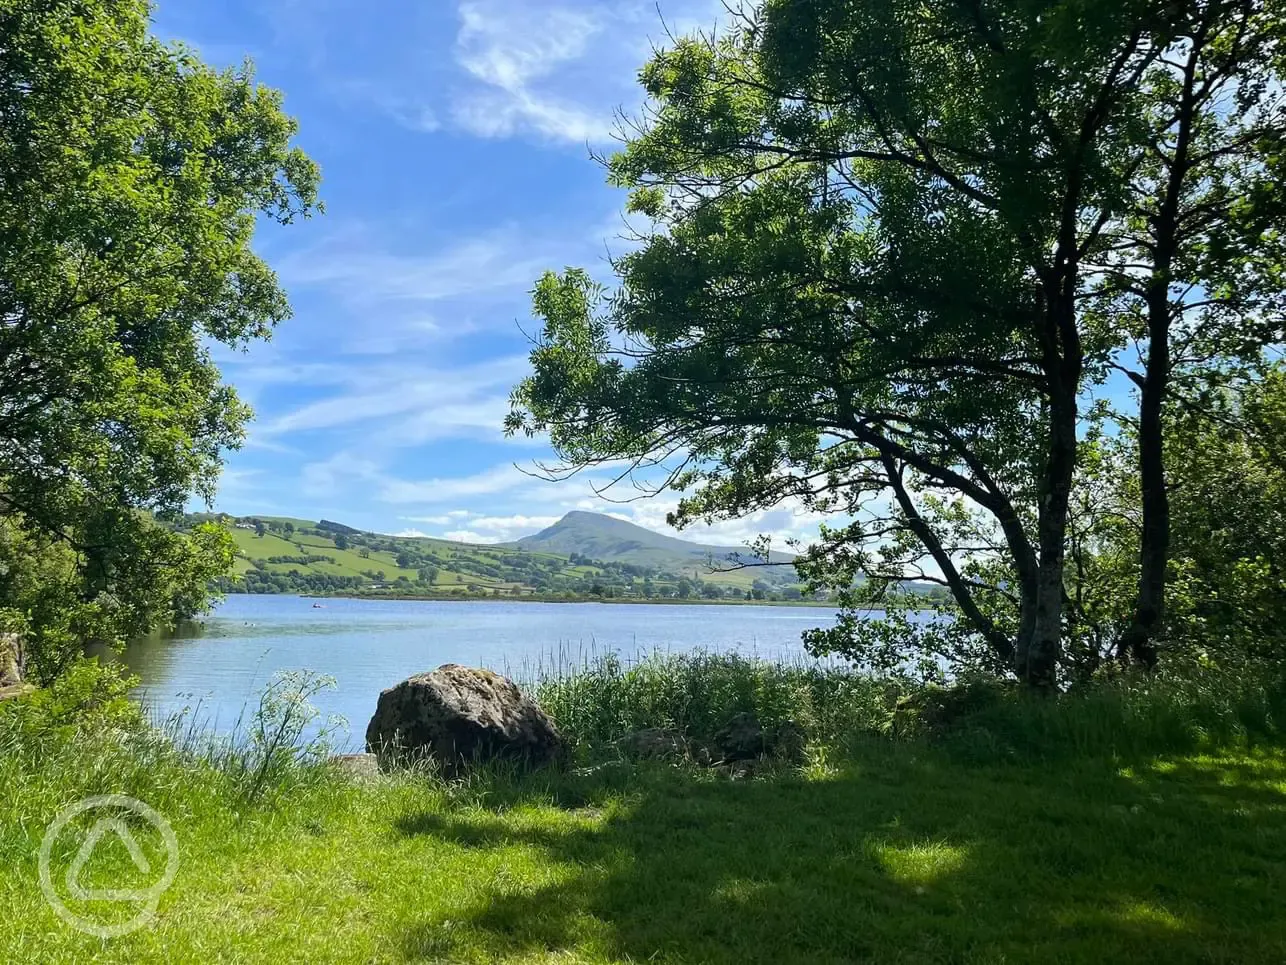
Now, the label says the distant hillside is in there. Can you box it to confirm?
[184,510,808,599]
[511,511,797,585]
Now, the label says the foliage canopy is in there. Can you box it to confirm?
[0,0,319,680]
[510,0,1286,685]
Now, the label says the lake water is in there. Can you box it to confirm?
[118,594,842,750]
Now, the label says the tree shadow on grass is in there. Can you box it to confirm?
[392,744,1286,964]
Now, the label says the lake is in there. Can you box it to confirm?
[117,594,843,750]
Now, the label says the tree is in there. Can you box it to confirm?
[419,565,440,585]
[509,0,1285,686]
[0,513,234,683]
[396,551,413,569]
[1163,370,1286,663]
[0,0,318,674]
[283,522,295,537]
[1087,3,1286,667]
[254,521,267,538]
[1070,366,1286,670]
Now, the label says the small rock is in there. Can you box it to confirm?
[713,712,765,761]
[331,753,380,779]
[616,728,686,761]
[770,720,809,764]
[365,664,564,775]
[720,759,759,780]
[572,760,632,779]
[0,634,22,689]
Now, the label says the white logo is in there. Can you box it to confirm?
[39,795,179,938]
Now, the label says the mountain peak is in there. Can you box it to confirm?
[514,510,794,581]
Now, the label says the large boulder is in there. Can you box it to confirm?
[365,664,563,774]
[0,634,22,689]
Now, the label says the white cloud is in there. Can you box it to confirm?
[443,529,493,544]
[393,528,431,538]
[331,79,442,133]
[293,450,831,551]
[452,1,615,142]
[440,513,561,542]
[395,510,556,542]
[399,514,454,525]
[299,452,383,499]
[276,223,552,308]
[378,462,530,504]
[257,355,529,438]
[344,317,450,356]
[381,101,441,133]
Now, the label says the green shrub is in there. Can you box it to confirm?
[0,656,142,741]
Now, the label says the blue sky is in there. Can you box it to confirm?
[158,0,829,550]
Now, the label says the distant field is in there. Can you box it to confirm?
[208,512,810,601]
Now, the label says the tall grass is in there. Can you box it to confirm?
[531,650,902,750]
[0,660,350,849]
[529,649,1286,764]
[945,666,1286,762]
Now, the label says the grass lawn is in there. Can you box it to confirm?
[4,738,1285,963]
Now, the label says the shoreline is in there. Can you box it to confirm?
[231,590,847,609]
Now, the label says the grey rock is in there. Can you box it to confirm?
[616,728,687,761]
[770,720,809,764]
[365,664,563,774]
[572,760,633,779]
[0,634,22,689]
[708,714,809,766]
[713,712,765,761]
[719,758,760,780]
[331,753,380,780]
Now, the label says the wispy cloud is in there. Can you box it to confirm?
[291,450,830,550]
[451,0,615,143]
[401,511,473,524]
[276,223,552,308]
[378,462,531,504]
[257,355,529,440]
[333,79,442,133]
[440,513,562,543]
[299,453,384,500]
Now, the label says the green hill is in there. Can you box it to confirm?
[511,511,797,585]
[186,511,810,600]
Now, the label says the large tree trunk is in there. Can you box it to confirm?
[1119,328,1168,668]
[1019,388,1077,688]
[1019,275,1082,689]
[1118,19,1203,669]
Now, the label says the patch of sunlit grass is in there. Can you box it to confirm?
[5,686,1286,962]
[869,840,970,888]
